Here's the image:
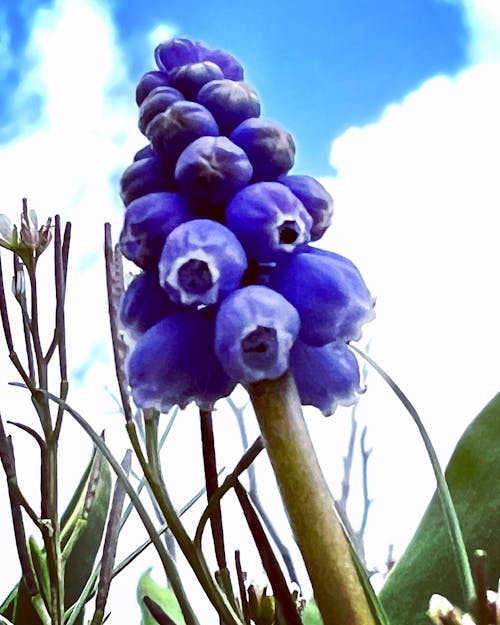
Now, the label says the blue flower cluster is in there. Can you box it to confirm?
[119,38,375,415]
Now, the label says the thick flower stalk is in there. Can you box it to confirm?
[118,37,376,624]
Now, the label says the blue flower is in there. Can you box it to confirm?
[127,308,236,411]
[197,80,260,135]
[168,61,224,100]
[119,156,174,206]
[120,271,179,339]
[290,340,362,416]
[225,182,312,262]
[215,285,300,382]
[135,70,170,106]
[270,247,375,346]
[230,118,295,181]
[278,175,333,241]
[175,136,253,208]
[119,192,194,270]
[138,85,184,135]
[158,219,247,306]
[146,100,219,163]
[154,38,200,73]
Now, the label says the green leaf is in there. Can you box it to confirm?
[63,448,111,623]
[301,598,322,625]
[10,447,111,625]
[379,393,500,625]
[0,586,17,620]
[137,569,186,625]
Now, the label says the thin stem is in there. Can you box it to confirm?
[90,450,132,625]
[199,409,227,570]
[194,437,264,549]
[350,344,476,609]
[13,254,36,383]
[38,389,200,625]
[104,223,133,423]
[0,250,14,352]
[131,419,244,625]
[248,373,376,625]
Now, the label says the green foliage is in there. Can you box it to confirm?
[301,598,322,625]
[1,447,111,625]
[380,393,500,625]
[137,569,186,625]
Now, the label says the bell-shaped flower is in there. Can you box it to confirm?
[119,271,179,340]
[215,285,300,382]
[159,219,247,306]
[128,308,236,411]
[270,247,375,346]
[278,174,333,241]
[290,340,362,416]
[225,182,312,262]
[119,192,195,270]
[197,79,260,135]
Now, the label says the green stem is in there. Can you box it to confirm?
[350,345,476,609]
[135,421,244,625]
[248,372,376,625]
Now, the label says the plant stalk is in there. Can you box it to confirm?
[248,372,376,625]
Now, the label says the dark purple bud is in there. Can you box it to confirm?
[119,192,195,270]
[154,38,199,73]
[169,61,224,100]
[197,80,260,135]
[158,219,247,306]
[290,340,362,416]
[119,156,174,206]
[133,145,155,161]
[215,285,300,382]
[270,248,375,346]
[120,271,179,339]
[230,118,295,181]
[127,308,236,412]
[135,70,170,106]
[146,100,219,163]
[175,136,253,208]
[225,182,312,262]
[138,86,184,135]
[278,175,334,241]
[198,46,244,81]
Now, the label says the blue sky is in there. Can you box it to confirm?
[0,0,499,622]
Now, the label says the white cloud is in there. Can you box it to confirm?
[318,0,500,561]
[148,22,178,49]
[459,0,500,62]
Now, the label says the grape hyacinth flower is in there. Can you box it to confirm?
[175,136,253,208]
[225,182,312,262]
[117,36,377,625]
[158,219,247,306]
[119,191,194,270]
[214,285,300,382]
[270,247,375,346]
[230,118,295,181]
[290,340,363,416]
[119,271,179,340]
[127,308,236,412]
[119,35,375,414]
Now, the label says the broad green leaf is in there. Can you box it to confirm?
[137,569,186,625]
[11,447,111,625]
[379,393,500,625]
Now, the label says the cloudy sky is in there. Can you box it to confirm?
[0,0,499,622]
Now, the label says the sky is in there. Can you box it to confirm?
[0,0,499,622]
